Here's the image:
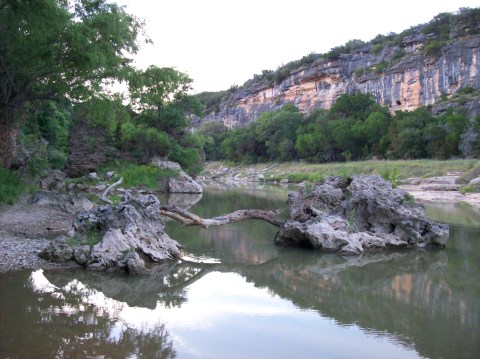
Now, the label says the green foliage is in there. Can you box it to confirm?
[0,168,25,205]
[460,183,479,194]
[198,121,229,161]
[116,164,178,189]
[380,166,400,188]
[196,91,228,113]
[422,40,447,57]
[374,61,388,74]
[168,145,203,175]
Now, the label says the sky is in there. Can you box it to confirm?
[114,0,480,93]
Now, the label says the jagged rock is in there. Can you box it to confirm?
[70,193,181,272]
[151,158,182,171]
[88,172,98,180]
[39,241,74,263]
[105,171,115,180]
[275,175,449,254]
[168,172,203,193]
[73,245,91,265]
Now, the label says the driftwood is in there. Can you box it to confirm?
[158,205,285,229]
[100,177,123,205]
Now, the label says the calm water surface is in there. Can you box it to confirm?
[1,183,479,358]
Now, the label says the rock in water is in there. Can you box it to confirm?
[70,193,181,272]
[275,175,449,254]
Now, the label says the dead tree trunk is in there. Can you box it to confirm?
[157,205,285,229]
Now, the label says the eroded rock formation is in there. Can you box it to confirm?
[40,192,181,274]
[40,175,448,273]
[198,35,480,127]
[275,175,449,254]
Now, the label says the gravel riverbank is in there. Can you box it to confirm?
[0,197,80,273]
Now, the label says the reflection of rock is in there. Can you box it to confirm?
[167,192,203,209]
[275,175,449,254]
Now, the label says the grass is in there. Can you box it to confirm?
[460,183,479,195]
[117,164,178,189]
[0,168,26,205]
[205,159,480,184]
[66,161,180,191]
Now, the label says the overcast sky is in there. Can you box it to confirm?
[114,0,480,93]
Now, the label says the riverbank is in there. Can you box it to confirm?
[2,159,480,273]
[201,160,480,209]
[0,197,80,273]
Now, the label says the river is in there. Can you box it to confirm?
[0,183,479,358]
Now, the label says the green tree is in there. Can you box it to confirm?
[122,66,204,172]
[0,0,143,168]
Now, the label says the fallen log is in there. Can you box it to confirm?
[158,205,285,228]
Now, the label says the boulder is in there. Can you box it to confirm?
[151,158,182,171]
[151,158,203,194]
[39,170,67,192]
[39,240,74,263]
[275,175,449,254]
[69,193,181,272]
[469,177,480,186]
[168,172,203,193]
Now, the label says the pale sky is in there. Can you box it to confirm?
[114,0,480,93]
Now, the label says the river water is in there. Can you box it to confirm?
[1,183,479,358]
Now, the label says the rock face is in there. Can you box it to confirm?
[197,35,480,127]
[275,175,449,254]
[168,172,203,193]
[42,192,181,273]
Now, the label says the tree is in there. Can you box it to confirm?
[121,66,204,173]
[0,0,143,168]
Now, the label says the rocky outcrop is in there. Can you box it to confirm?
[198,35,480,127]
[275,175,449,254]
[40,192,181,274]
[168,172,203,193]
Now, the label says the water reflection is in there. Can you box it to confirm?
[0,270,176,358]
[36,233,479,359]
[1,185,479,358]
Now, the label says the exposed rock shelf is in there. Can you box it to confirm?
[197,35,480,127]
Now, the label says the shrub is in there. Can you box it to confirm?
[380,166,400,188]
[0,169,25,205]
[460,183,479,194]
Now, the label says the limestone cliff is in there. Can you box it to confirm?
[198,34,480,127]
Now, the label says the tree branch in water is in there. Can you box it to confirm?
[158,205,285,228]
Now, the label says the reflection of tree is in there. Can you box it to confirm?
[0,271,176,359]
